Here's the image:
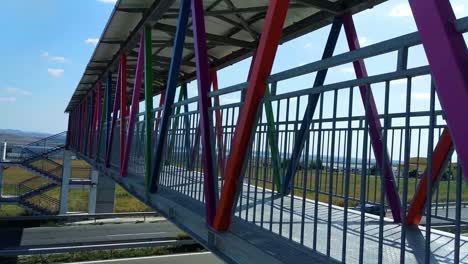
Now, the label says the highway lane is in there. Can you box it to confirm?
[0,221,183,249]
[71,252,223,264]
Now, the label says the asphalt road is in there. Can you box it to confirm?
[71,252,223,264]
[0,221,182,249]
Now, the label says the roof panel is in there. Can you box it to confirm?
[66,0,384,112]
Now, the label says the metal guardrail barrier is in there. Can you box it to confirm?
[0,212,159,222]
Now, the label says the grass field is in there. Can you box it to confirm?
[243,162,468,207]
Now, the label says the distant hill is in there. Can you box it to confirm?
[0,129,52,145]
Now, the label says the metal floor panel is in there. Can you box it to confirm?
[159,166,468,264]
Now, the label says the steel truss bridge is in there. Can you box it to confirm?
[64,0,468,263]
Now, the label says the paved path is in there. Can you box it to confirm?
[0,222,182,249]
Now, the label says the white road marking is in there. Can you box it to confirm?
[69,252,213,263]
[107,232,166,237]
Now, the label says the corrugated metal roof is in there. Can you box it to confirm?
[66,0,384,112]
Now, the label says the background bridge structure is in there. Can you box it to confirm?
[62,0,468,263]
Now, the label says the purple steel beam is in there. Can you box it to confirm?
[191,0,217,226]
[408,0,468,182]
[121,34,145,177]
[342,13,402,223]
[105,65,122,168]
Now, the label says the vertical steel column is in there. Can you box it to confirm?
[282,18,342,195]
[408,0,468,182]
[144,26,154,188]
[342,13,402,222]
[150,0,190,192]
[121,34,146,177]
[264,85,282,192]
[191,0,218,225]
[120,55,128,171]
[211,71,225,178]
[213,0,290,231]
[407,129,454,224]
[105,66,122,168]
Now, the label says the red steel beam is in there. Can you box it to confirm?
[407,129,454,225]
[213,0,290,231]
[211,71,225,178]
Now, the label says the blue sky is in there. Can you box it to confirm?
[0,0,466,134]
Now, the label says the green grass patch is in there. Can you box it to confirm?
[0,244,205,264]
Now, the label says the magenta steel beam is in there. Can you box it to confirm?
[191,0,217,226]
[342,13,402,223]
[213,0,290,231]
[408,0,468,182]
[105,65,122,168]
[121,33,145,177]
[120,55,128,171]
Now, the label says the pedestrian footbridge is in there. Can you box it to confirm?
[49,0,468,263]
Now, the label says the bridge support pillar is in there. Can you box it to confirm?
[59,151,72,214]
[94,172,115,213]
[88,169,98,214]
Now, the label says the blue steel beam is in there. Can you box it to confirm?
[282,18,342,195]
[150,0,191,193]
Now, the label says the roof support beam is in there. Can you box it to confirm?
[297,0,342,14]
[155,23,256,49]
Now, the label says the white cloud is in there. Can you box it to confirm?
[453,3,465,16]
[389,3,412,17]
[4,87,31,96]
[41,52,66,63]
[48,68,65,77]
[340,66,355,73]
[413,92,431,100]
[97,0,117,3]
[0,97,16,103]
[304,43,313,48]
[359,36,373,46]
[85,38,99,45]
